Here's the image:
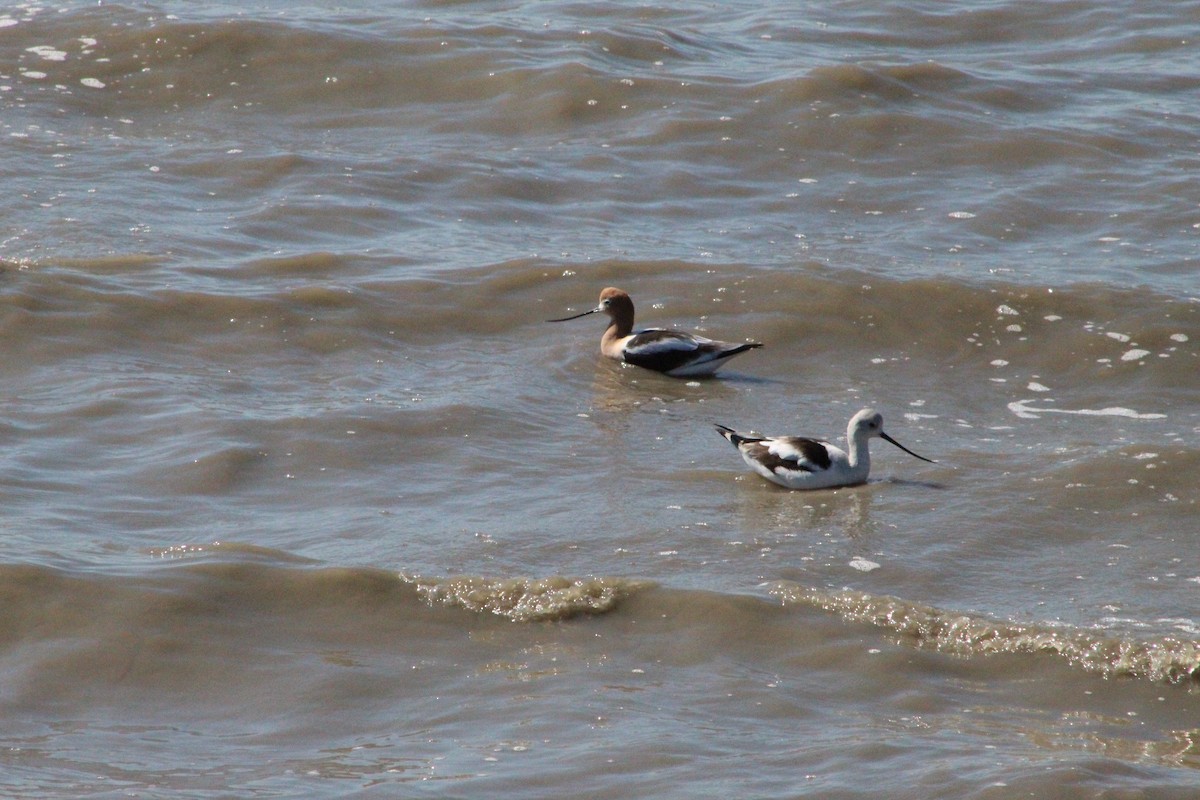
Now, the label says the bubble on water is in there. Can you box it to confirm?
[1121,349,1150,361]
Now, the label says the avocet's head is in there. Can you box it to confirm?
[850,408,935,463]
[548,287,634,323]
[597,287,632,314]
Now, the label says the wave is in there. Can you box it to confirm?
[771,581,1200,684]
[3,255,1194,412]
[408,573,648,622]
[10,250,1194,326]
[1,554,1195,689]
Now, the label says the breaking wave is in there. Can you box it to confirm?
[771,581,1200,684]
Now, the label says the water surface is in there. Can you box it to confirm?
[2,1,1198,797]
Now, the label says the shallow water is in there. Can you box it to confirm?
[2,1,1198,797]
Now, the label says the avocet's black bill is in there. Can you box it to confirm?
[881,432,936,463]
[547,306,601,322]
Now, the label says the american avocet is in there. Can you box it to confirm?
[548,287,762,377]
[715,408,934,490]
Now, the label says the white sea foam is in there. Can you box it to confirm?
[26,45,67,61]
[1008,400,1166,420]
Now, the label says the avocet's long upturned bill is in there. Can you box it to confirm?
[548,287,762,377]
[715,408,935,490]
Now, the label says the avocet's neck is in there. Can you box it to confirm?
[845,424,872,472]
[601,317,629,344]
[600,320,627,358]
[598,299,635,359]
[603,298,635,339]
